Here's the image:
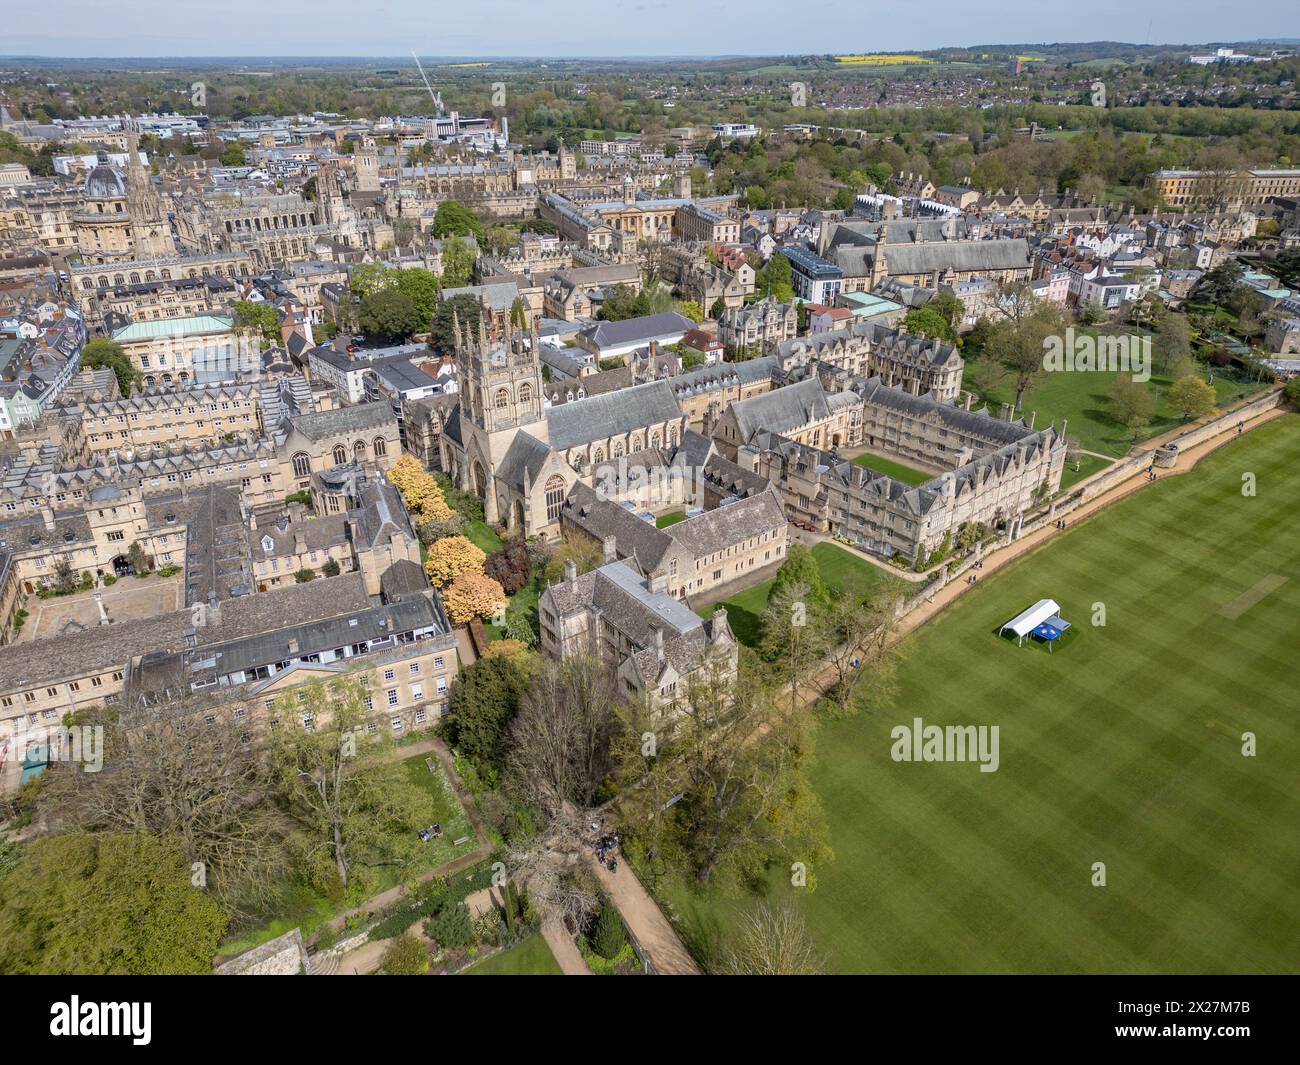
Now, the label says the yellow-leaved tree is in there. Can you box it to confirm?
[442,571,507,624]
[389,453,454,521]
[423,535,486,587]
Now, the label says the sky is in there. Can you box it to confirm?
[2,1,1297,58]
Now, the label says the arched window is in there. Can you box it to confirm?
[353,440,366,461]
[372,437,387,458]
[612,440,624,458]
[81,278,93,291]
[494,387,510,409]
[332,444,347,465]
[649,431,661,449]
[544,475,566,522]
[292,452,311,478]
[591,447,605,464]
[518,382,532,405]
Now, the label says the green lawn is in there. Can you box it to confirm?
[220,750,475,958]
[1057,452,1113,491]
[668,416,1300,973]
[465,520,504,555]
[463,934,563,975]
[656,511,687,528]
[698,541,900,647]
[975,356,1266,457]
[850,451,933,486]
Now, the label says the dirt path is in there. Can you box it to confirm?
[586,855,702,975]
[541,918,593,975]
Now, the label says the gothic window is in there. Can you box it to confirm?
[518,382,532,405]
[494,387,511,409]
[354,440,367,461]
[544,475,566,523]
[612,440,624,458]
[591,447,605,464]
[332,444,347,465]
[292,452,311,478]
[373,437,387,458]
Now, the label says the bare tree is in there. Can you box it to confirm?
[717,902,827,975]
[38,703,286,915]
[822,586,903,717]
[505,655,624,818]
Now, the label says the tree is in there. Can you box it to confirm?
[624,656,829,890]
[322,558,341,577]
[381,932,429,974]
[754,253,794,302]
[505,655,623,817]
[821,585,902,717]
[709,296,728,320]
[542,533,604,585]
[483,538,531,595]
[718,903,826,975]
[39,703,288,914]
[589,902,627,960]
[928,289,965,334]
[676,300,705,324]
[430,293,482,353]
[294,568,316,583]
[393,268,441,326]
[0,833,228,974]
[231,300,280,347]
[761,579,831,716]
[1152,313,1191,373]
[1285,375,1300,407]
[220,141,246,167]
[986,284,1065,411]
[430,901,473,949]
[359,287,422,342]
[443,571,507,624]
[1168,374,1217,422]
[442,653,533,776]
[439,236,476,288]
[432,200,484,242]
[1108,374,1155,441]
[349,262,397,300]
[902,304,956,343]
[423,535,486,588]
[79,337,139,396]
[767,543,828,611]
[268,677,430,893]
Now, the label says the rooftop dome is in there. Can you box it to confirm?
[84,151,127,200]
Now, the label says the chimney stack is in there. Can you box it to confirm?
[603,534,617,564]
[564,559,577,586]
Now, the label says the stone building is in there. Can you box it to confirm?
[537,558,738,710]
[439,314,687,539]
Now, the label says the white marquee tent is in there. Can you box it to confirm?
[999,599,1062,646]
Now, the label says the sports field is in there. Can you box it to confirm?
[673,415,1300,973]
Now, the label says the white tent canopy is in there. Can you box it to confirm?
[999,599,1061,642]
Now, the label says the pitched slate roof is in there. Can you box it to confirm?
[727,378,832,443]
[578,311,694,350]
[495,429,553,492]
[291,401,396,440]
[545,379,682,451]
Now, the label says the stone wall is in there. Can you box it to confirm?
[214,927,310,975]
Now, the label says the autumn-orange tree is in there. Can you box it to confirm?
[423,535,486,587]
[443,571,507,624]
[389,454,453,520]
